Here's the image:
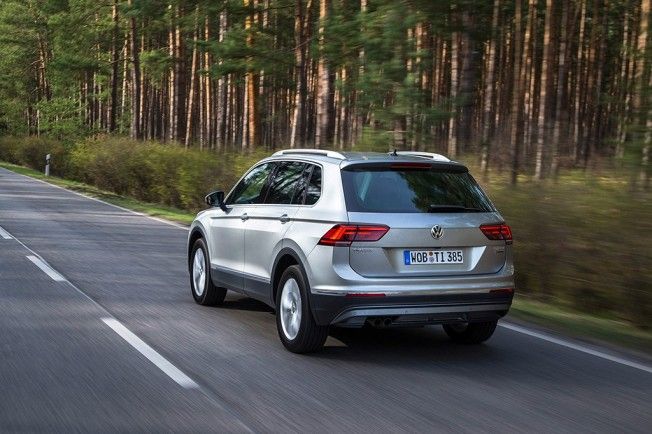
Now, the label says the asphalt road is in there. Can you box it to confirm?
[1,166,651,433]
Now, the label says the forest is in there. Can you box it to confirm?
[0,0,651,335]
[0,0,650,185]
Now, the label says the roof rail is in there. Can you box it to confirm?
[389,151,451,162]
[273,149,346,160]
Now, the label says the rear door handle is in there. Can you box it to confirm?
[279,214,290,223]
[240,213,249,221]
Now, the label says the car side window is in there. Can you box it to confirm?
[292,164,322,205]
[305,165,322,205]
[227,163,274,205]
[265,161,306,205]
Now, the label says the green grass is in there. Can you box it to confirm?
[510,297,652,355]
[2,159,651,355]
[0,161,195,225]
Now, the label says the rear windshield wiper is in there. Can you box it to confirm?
[428,205,484,213]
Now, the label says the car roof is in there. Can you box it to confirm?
[267,149,467,169]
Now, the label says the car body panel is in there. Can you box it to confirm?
[243,204,299,302]
[188,150,515,328]
[207,206,248,290]
[346,211,508,278]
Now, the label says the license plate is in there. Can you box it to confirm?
[404,249,464,265]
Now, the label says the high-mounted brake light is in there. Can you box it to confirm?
[480,224,513,244]
[318,224,389,246]
[390,163,432,169]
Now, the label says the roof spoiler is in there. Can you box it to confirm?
[388,151,451,162]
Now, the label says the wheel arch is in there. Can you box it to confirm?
[271,247,309,308]
[187,225,208,273]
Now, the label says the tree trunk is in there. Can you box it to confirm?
[510,0,523,185]
[36,34,51,101]
[480,0,500,177]
[244,0,257,149]
[448,29,459,158]
[355,0,367,144]
[290,0,310,148]
[551,1,570,178]
[174,6,183,142]
[167,5,176,142]
[128,0,141,140]
[522,0,537,161]
[185,7,200,148]
[315,0,331,148]
[202,15,211,149]
[573,0,587,164]
[120,35,128,134]
[638,0,652,188]
[216,11,227,150]
[109,0,119,132]
[616,6,633,159]
[458,11,477,152]
[534,0,553,180]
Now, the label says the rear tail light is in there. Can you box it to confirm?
[318,224,389,246]
[480,224,513,244]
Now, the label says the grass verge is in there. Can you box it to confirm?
[1,160,650,356]
[0,161,194,225]
[510,297,652,356]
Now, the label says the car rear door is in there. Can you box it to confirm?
[242,161,308,303]
[341,163,509,278]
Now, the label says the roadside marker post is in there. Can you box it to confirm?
[45,153,51,177]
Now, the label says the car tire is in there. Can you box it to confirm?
[190,238,227,306]
[275,265,329,353]
[443,320,498,344]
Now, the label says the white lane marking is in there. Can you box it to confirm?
[6,229,200,391]
[0,167,188,230]
[26,255,67,282]
[101,318,199,389]
[0,225,12,239]
[500,322,652,374]
[0,223,253,430]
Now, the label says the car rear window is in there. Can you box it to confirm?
[341,165,495,213]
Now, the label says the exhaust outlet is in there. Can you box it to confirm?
[366,317,396,328]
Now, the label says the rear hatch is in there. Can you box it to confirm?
[341,161,508,278]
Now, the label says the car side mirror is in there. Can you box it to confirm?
[205,191,227,211]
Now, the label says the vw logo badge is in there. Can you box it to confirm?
[431,225,443,239]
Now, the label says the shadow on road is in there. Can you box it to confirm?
[322,326,499,361]
[219,294,501,363]
[221,294,275,314]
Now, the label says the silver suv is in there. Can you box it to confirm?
[188,150,514,353]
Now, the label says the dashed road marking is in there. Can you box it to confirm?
[0,225,12,239]
[26,255,66,282]
[101,318,199,389]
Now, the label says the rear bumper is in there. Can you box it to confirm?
[311,292,513,327]
[306,244,515,297]
[304,243,515,327]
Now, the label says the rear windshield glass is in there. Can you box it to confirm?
[341,166,495,213]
